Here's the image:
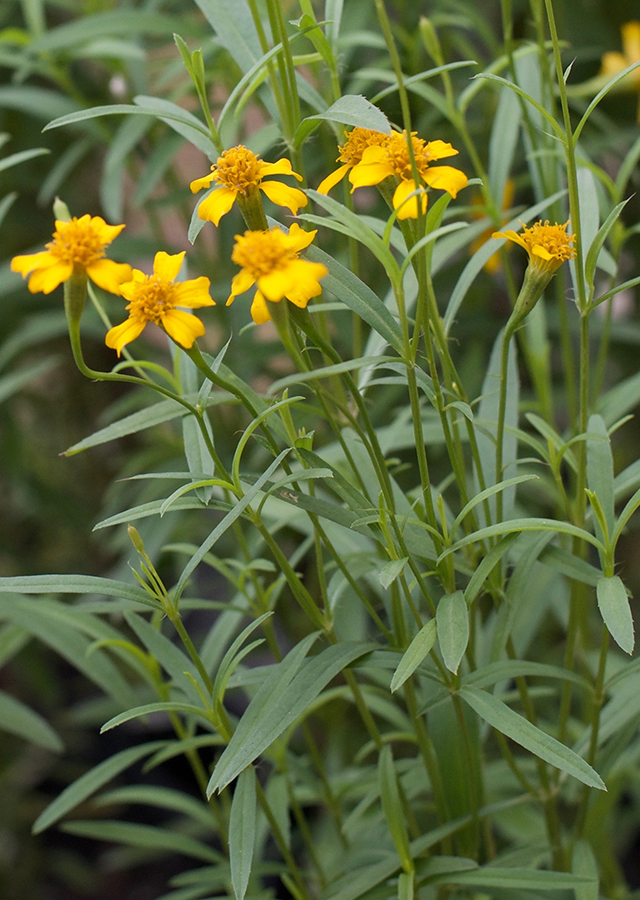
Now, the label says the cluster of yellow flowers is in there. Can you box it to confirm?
[10,126,577,357]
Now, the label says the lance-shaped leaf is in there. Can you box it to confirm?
[229,767,257,900]
[436,591,469,674]
[597,575,635,655]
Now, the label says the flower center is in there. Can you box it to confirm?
[48,218,107,267]
[232,230,298,279]
[524,220,575,261]
[383,132,434,182]
[338,128,390,165]
[214,145,263,195]
[126,277,176,324]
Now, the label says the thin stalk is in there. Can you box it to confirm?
[574,626,609,839]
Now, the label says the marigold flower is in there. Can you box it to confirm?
[105,251,214,355]
[348,130,468,219]
[190,145,307,225]
[11,215,132,295]
[492,220,576,275]
[317,127,391,195]
[600,22,640,120]
[227,224,327,324]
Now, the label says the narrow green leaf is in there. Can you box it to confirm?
[597,575,635,655]
[459,685,606,790]
[295,94,390,147]
[95,785,217,829]
[0,574,161,609]
[101,702,212,734]
[585,199,628,297]
[209,640,372,793]
[378,745,413,873]
[0,689,63,751]
[465,533,519,605]
[303,243,404,353]
[61,819,220,863]
[430,865,596,890]
[64,400,186,454]
[436,592,469,675]
[229,767,257,900]
[33,741,166,833]
[573,839,599,900]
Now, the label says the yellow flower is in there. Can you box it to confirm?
[348,130,468,219]
[11,215,132,295]
[190,145,307,225]
[317,127,391,195]
[105,251,214,355]
[471,178,515,274]
[492,220,576,275]
[600,22,640,120]
[227,224,327,324]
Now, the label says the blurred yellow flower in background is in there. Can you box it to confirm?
[600,22,640,120]
[227,224,327,324]
[105,251,214,355]
[11,215,131,294]
[190,145,307,225]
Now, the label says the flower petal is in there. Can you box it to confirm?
[287,223,317,252]
[260,158,303,181]
[392,179,426,219]
[228,268,255,304]
[174,276,215,308]
[87,217,126,245]
[161,308,205,348]
[493,229,528,253]
[250,291,271,324]
[28,262,74,294]
[259,180,308,214]
[422,165,468,197]
[105,317,146,356]
[154,251,185,282]
[190,171,216,193]
[424,140,459,161]
[86,259,133,294]
[11,250,57,276]
[349,159,394,189]
[256,266,292,302]
[601,50,628,77]
[317,164,350,195]
[531,244,554,261]
[198,187,237,225]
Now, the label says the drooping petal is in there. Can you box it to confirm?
[259,180,308,214]
[161,308,206,348]
[154,251,185,283]
[317,164,350,195]
[392,179,427,219]
[174,276,215,308]
[250,291,271,324]
[259,158,303,181]
[190,171,216,193]
[198,186,238,225]
[492,229,528,253]
[424,140,459,161]
[105,317,146,355]
[28,262,74,294]
[422,165,468,197]
[86,259,133,294]
[11,251,58,276]
[284,260,326,307]
[227,268,256,304]
[287,223,317,252]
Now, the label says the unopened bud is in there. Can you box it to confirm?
[53,197,71,222]
[420,18,444,66]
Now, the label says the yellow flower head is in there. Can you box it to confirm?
[601,22,640,119]
[11,215,132,295]
[190,145,307,225]
[348,130,468,219]
[227,223,328,324]
[317,127,391,195]
[493,220,576,274]
[105,251,215,355]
